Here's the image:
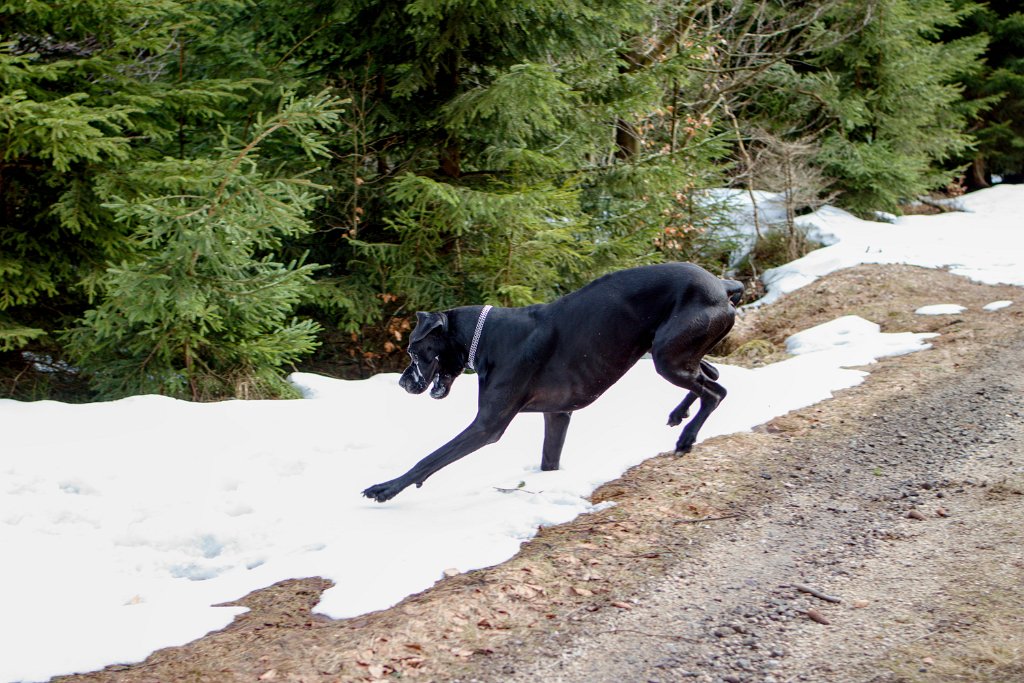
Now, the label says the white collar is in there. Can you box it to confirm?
[466,305,492,371]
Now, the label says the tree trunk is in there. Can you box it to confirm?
[615,119,640,161]
[437,48,462,178]
[964,156,990,192]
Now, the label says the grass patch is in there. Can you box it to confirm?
[720,338,785,368]
[732,222,824,303]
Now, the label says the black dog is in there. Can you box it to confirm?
[363,262,743,503]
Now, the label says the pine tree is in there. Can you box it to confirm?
[946,0,1024,188]
[0,0,253,353]
[245,0,729,337]
[719,0,986,216]
[809,0,987,214]
[64,91,344,400]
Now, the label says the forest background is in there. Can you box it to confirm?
[2,0,1022,401]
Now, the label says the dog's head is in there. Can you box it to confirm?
[399,311,463,399]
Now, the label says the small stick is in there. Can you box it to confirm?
[609,552,665,559]
[493,486,541,494]
[583,518,629,526]
[792,583,842,604]
[673,514,739,524]
[598,628,696,642]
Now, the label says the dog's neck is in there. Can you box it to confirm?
[466,305,492,370]
[449,305,490,372]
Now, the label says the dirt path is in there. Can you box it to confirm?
[55,265,1023,683]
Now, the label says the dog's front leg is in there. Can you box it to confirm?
[362,407,518,503]
[541,412,572,471]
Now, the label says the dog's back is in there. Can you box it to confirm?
[512,263,737,412]
[543,263,737,339]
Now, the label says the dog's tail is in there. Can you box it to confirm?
[722,279,744,306]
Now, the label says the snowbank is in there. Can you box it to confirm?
[755,184,1024,305]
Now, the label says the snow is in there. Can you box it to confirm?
[983,300,1013,311]
[700,188,791,268]
[756,184,1024,305]
[2,185,1022,683]
[915,304,966,315]
[786,315,937,360]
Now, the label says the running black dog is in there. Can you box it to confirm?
[363,263,743,503]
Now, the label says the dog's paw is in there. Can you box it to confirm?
[362,481,403,503]
[675,432,697,454]
[666,408,689,427]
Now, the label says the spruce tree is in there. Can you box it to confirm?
[721,0,986,215]
[946,0,1024,187]
[247,0,728,332]
[64,92,344,400]
[809,0,986,214]
[0,0,253,353]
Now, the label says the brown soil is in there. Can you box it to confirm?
[52,264,1024,683]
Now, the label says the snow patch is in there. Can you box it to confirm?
[915,304,966,315]
[755,184,1024,305]
[786,316,937,361]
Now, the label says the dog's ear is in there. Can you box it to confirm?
[411,311,448,342]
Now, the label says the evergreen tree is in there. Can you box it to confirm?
[242,0,729,347]
[723,0,986,215]
[809,0,987,214]
[946,0,1024,188]
[0,0,252,353]
[9,0,1000,398]
[64,92,344,400]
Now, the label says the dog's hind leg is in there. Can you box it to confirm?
[652,314,731,453]
[674,376,726,453]
[667,392,698,426]
[541,412,572,471]
[657,364,727,453]
[699,359,720,380]
[667,360,720,426]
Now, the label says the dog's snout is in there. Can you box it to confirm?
[409,361,424,383]
[399,363,429,394]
